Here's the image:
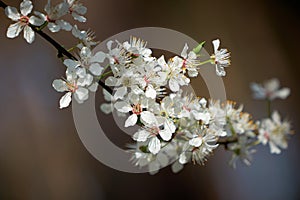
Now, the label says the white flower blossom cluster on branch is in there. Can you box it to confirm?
[1,0,294,174]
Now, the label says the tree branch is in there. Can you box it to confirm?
[0,0,7,9]
[0,0,113,94]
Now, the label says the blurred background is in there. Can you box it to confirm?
[0,0,299,199]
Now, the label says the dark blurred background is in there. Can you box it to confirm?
[0,0,299,199]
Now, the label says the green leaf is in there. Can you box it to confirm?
[193,41,205,54]
[139,145,149,153]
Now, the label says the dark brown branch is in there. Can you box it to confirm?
[0,0,113,94]
[0,0,7,9]
[218,137,238,145]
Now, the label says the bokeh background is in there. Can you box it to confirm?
[0,0,299,199]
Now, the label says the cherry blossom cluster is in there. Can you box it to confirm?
[2,0,293,174]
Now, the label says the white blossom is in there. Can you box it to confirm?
[258,111,292,154]
[181,43,200,77]
[157,56,190,92]
[179,130,219,165]
[250,78,290,101]
[5,0,44,43]
[64,47,105,76]
[228,135,256,169]
[52,68,95,109]
[72,25,98,48]
[210,39,231,76]
[34,1,71,33]
[66,0,87,22]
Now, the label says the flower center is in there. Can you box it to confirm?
[264,132,270,140]
[46,15,56,23]
[182,59,187,72]
[144,75,150,84]
[19,16,29,25]
[149,126,160,136]
[183,105,191,112]
[132,104,142,115]
[210,55,218,64]
[66,82,78,93]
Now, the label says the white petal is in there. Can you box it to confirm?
[33,11,46,20]
[88,83,98,92]
[76,67,87,78]
[250,83,265,99]
[265,78,279,92]
[48,23,60,33]
[140,111,157,125]
[145,85,156,99]
[148,137,161,155]
[100,103,113,114]
[77,75,93,87]
[181,43,188,58]
[59,92,72,109]
[125,114,138,127]
[74,5,87,15]
[56,20,72,31]
[114,86,127,100]
[5,6,20,21]
[90,51,106,63]
[164,120,176,133]
[72,12,86,22]
[272,111,281,124]
[106,40,113,50]
[131,85,144,95]
[114,101,132,113]
[105,76,118,86]
[103,89,113,101]
[6,22,23,38]
[216,65,226,76]
[64,59,79,69]
[133,130,150,142]
[89,63,103,76]
[275,88,290,99]
[193,112,210,124]
[188,51,197,59]
[157,55,167,67]
[189,137,202,147]
[23,25,35,44]
[199,98,207,107]
[74,88,89,101]
[159,129,172,141]
[269,142,281,154]
[29,16,44,26]
[20,0,33,16]
[169,78,180,92]
[71,25,83,38]
[52,79,67,92]
[179,152,190,164]
[171,161,184,173]
[212,39,220,52]
[188,69,198,77]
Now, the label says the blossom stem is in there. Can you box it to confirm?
[37,21,48,31]
[99,71,113,80]
[227,117,237,136]
[218,137,238,147]
[0,0,113,94]
[198,59,212,65]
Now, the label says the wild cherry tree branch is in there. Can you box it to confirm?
[0,1,6,9]
[0,0,236,146]
[0,0,113,94]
